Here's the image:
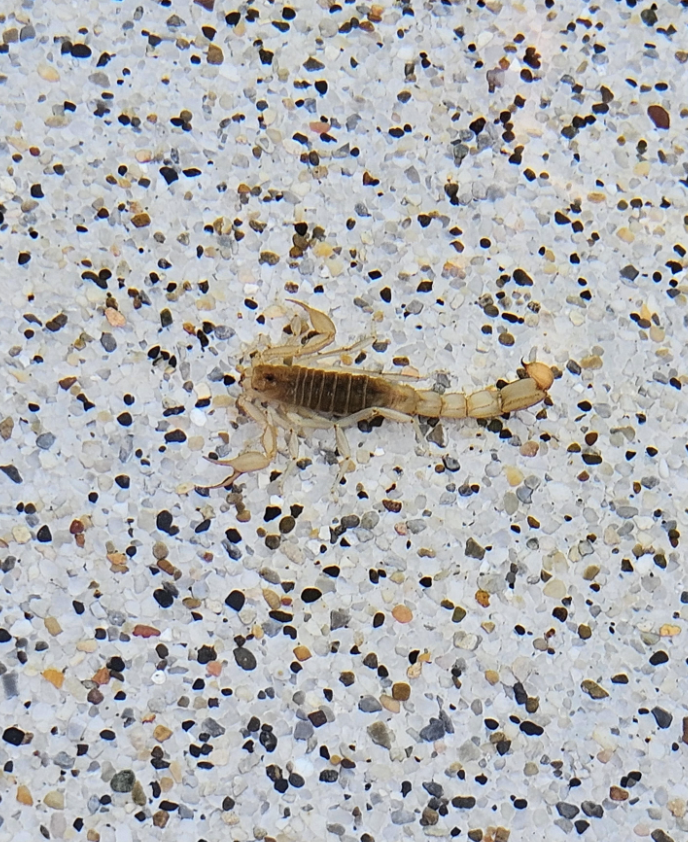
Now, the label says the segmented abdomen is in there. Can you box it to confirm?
[290,366,390,417]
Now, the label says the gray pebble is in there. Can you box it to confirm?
[341,514,360,529]
[391,809,415,825]
[207,366,225,382]
[516,486,533,504]
[53,751,75,770]
[110,770,136,792]
[367,721,392,749]
[615,505,638,519]
[233,647,257,671]
[330,608,350,630]
[178,805,194,819]
[293,720,314,741]
[2,673,19,699]
[213,325,235,340]
[358,695,382,713]
[406,519,427,534]
[100,332,117,352]
[36,432,56,450]
[581,801,604,818]
[201,717,225,737]
[360,511,379,530]
[406,299,423,315]
[427,423,447,447]
[442,455,460,472]
[20,24,36,40]
[652,706,672,729]
[326,824,345,837]
[524,474,541,489]
[354,202,370,217]
[423,781,444,798]
[641,476,660,489]
[556,802,579,819]
[419,717,445,742]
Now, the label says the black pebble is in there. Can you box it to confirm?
[153,589,174,608]
[0,465,23,484]
[2,726,25,746]
[197,645,217,665]
[165,429,187,443]
[71,43,92,58]
[225,590,245,611]
[37,525,52,542]
[0,628,11,643]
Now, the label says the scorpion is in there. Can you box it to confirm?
[205,300,554,488]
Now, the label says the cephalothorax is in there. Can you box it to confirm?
[205,300,554,488]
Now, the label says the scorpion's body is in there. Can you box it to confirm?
[205,300,555,488]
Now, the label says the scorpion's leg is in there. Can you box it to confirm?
[336,406,425,444]
[202,398,278,489]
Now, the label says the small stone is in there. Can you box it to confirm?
[367,721,392,749]
[16,784,33,805]
[3,726,26,745]
[1,464,22,484]
[452,796,477,809]
[651,706,672,729]
[581,801,603,818]
[452,606,467,623]
[557,802,579,819]
[419,718,445,742]
[392,682,411,701]
[293,645,311,661]
[358,695,382,713]
[609,785,628,801]
[44,616,62,636]
[392,604,413,623]
[44,790,65,809]
[207,44,223,64]
[233,647,257,671]
[648,104,670,129]
[100,332,117,352]
[154,725,173,742]
[682,716,688,744]
[465,537,485,560]
[111,770,136,793]
[132,624,160,638]
[131,212,151,228]
[651,830,676,842]
[581,679,608,699]
[42,668,64,689]
[105,307,126,327]
[36,432,56,449]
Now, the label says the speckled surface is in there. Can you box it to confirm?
[1,1,688,840]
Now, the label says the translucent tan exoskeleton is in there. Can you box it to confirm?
[204,300,554,488]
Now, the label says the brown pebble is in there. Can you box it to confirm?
[207,44,223,64]
[130,212,151,228]
[578,624,592,639]
[42,668,64,689]
[609,785,629,801]
[16,784,33,805]
[682,716,688,744]
[475,589,490,607]
[293,645,311,661]
[153,810,169,828]
[154,725,173,742]
[581,679,608,699]
[392,682,411,701]
[132,624,161,638]
[648,104,670,129]
[392,604,413,623]
[87,687,104,705]
[499,332,515,346]
[383,498,402,513]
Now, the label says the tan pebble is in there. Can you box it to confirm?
[182,597,201,609]
[392,682,411,701]
[12,525,31,543]
[406,661,422,679]
[132,624,160,638]
[262,588,281,609]
[93,667,110,686]
[135,149,152,163]
[485,669,500,685]
[668,798,686,818]
[44,790,64,809]
[660,623,681,637]
[16,784,33,805]
[587,191,607,203]
[154,725,173,742]
[578,624,592,640]
[616,226,634,243]
[159,776,174,792]
[77,639,97,652]
[131,780,147,807]
[152,541,168,560]
[380,694,400,713]
[207,44,223,64]
[418,651,431,664]
[42,668,64,689]
[520,440,539,457]
[37,63,60,81]
[609,785,628,801]
[0,416,13,440]
[87,829,100,842]
[481,621,495,633]
[543,578,566,599]
[44,616,62,636]
[293,645,311,662]
[649,325,665,342]
[392,604,413,623]
[494,828,511,842]
[582,565,600,581]
[580,354,603,370]
[504,466,523,486]
[523,761,538,776]
[130,212,151,228]
[475,590,490,607]
[207,660,222,676]
[581,679,608,699]
[104,307,126,327]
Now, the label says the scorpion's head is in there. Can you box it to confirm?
[250,364,290,400]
